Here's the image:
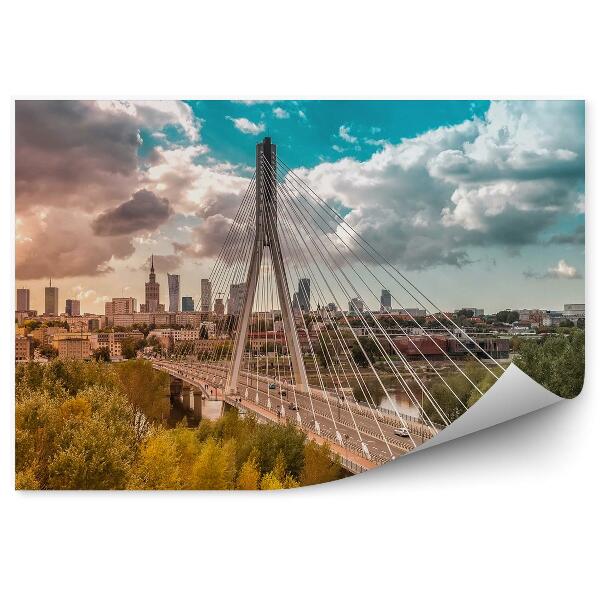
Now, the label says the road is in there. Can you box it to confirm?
[154,358,437,467]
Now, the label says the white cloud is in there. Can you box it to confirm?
[142,145,248,215]
[339,125,358,143]
[288,101,584,270]
[548,259,581,279]
[332,144,344,153]
[365,138,386,146]
[96,100,201,141]
[273,107,290,119]
[524,259,582,280]
[226,116,265,135]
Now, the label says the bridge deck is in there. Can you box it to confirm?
[154,359,435,473]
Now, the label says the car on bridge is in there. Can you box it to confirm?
[394,427,410,437]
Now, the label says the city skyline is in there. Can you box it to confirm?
[15,268,583,320]
[16,100,584,313]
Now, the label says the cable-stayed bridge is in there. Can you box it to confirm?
[153,137,507,473]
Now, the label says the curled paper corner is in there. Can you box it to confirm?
[412,364,564,454]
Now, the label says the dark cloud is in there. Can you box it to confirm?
[16,100,141,213]
[174,214,251,262]
[92,189,172,236]
[546,224,585,245]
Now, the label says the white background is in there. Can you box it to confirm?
[0,2,597,598]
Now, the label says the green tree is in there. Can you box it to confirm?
[351,336,381,368]
[92,347,111,362]
[113,360,170,440]
[39,344,58,359]
[514,330,584,398]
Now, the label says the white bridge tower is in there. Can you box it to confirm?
[225,137,309,394]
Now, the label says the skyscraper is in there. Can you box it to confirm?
[227,282,246,315]
[214,298,225,317]
[141,255,161,312]
[16,288,30,312]
[167,273,180,312]
[65,299,81,316]
[380,289,391,312]
[44,279,59,316]
[348,298,365,314]
[200,278,212,312]
[298,278,310,311]
[182,296,194,312]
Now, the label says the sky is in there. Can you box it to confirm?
[15,100,585,315]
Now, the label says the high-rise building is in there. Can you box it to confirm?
[348,298,365,314]
[214,298,225,317]
[140,255,162,312]
[167,273,180,312]
[182,296,194,312]
[380,289,392,312]
[298,278,310,311]
[65,299,81,316]
[200,278,212,312]
[227,283,246,315]
[16,288,30,312]
[44,279,59,316]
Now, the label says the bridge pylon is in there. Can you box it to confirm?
[225,137,309,394]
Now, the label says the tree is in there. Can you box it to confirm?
[514,330,584,398]
[16,382,137,490]
[260,472,284,490]
[496,310,519,324]
[39,344,58,359]
[130,428,182,490]
[92,347,111,362]
[121,336,144,359]
[300,441,343,487]
[190,438,237,490]
[113,360,171,440]
[236,454,261,490]
[351,336,380,368]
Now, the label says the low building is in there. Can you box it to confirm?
[15,310,38,325]
[563,303,585,322]
[542,310,565,327]
[148,327,214,349]
[30,326,68,345]
[90,331,144,358]
[57,337,91,360]
[175,311,211,327]
[15,336,31,362]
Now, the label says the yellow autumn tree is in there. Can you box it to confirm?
[130,428,182,490]
[236,453,261,490]
[190,438,237,490]
[300,441,343,487]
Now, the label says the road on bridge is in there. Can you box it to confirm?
[155,359,435,466]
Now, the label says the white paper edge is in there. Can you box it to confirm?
[412,363,563,454]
